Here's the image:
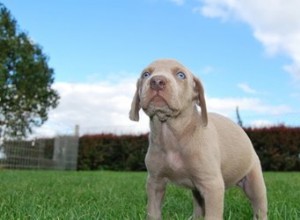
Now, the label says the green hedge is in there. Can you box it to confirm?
[3,126,299,171]
[244,126,300,171]
[77,126,300,171]
[77,134,148,171]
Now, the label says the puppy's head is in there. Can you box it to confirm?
[129,59,208,126]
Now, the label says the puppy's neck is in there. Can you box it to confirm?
[149,106,200,150]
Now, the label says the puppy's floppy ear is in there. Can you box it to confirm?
[129,79,141,121]
[193,76,208,127]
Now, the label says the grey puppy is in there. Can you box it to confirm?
[129,59,267,220]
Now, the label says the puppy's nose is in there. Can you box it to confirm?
[150,76,167,91]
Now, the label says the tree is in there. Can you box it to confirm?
[0,3,59,138]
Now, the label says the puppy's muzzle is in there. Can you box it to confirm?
[150,75,167,91]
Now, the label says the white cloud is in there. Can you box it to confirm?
[32,79,292,137]
[197,0,300,80]
[202,65,215,75]
[33,79,149,137]
[237,83,257,94]
[250,120,273,128]
[207,97,292,117]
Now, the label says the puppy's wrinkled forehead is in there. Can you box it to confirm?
[142,59,190,76]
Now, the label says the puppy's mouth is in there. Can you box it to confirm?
[142,93,180,122]
[149,94,168,107]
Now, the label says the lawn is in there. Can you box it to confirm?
[0,171,299,220]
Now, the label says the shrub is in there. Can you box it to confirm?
[244,126,300,171]
[77,134,148,171]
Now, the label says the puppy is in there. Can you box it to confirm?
[129,59,267,220]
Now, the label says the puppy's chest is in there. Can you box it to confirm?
[157,133,186,172]
[162,151,194,188]
[148,143,195,188]
[165,151,184,171]
[149,124,195,188]
[150,132,186,172]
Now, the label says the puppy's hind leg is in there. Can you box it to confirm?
[191,190,205,219]
[238,161,268,220]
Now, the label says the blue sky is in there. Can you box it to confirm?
[2,0,300,135]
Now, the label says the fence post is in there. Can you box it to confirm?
[75,125,80,137]
[53,127,79,170]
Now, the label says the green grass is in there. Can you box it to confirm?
[0,171,299,220]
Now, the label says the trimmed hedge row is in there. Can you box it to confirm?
[77,134,148,171]
[245,126,300,171]
[77,126,300,171]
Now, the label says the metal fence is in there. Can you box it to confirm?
[0,135,79,170]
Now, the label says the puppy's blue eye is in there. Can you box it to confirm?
[142,72,151,79]
[177,72,186,79]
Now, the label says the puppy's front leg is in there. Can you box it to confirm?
[196,177,225,220]
[146,175,167,220]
